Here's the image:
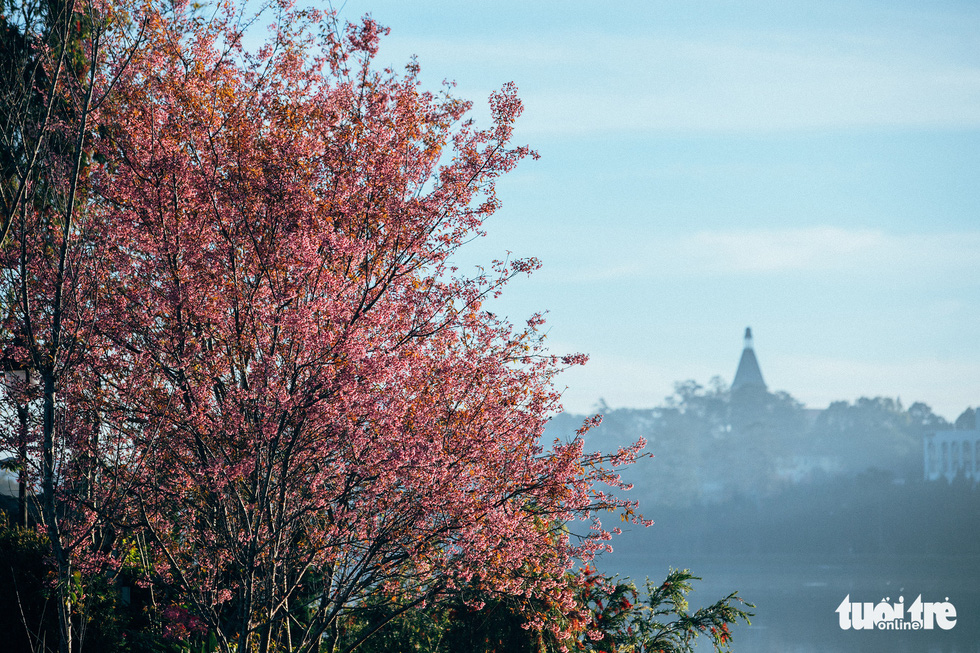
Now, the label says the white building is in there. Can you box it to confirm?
[923,429,980,482]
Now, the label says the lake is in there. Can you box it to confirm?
[602,552,980,652]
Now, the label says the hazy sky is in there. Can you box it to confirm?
[338,0,980,420]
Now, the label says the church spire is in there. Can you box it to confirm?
[732,326,766,392]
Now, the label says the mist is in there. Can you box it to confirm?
[547,332,980,652]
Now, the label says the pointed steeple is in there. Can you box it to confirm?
[732,327,766,392]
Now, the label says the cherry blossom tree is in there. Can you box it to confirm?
[1,1,644,651]
[80,2,645,652]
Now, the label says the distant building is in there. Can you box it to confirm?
[728,327,842,483]
[923,429,980,482]
[732,327,766,392]
[729,326,771,436]
[0,458,17,497]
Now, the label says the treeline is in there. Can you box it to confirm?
[546,381,980,560]
[549,379,961,508]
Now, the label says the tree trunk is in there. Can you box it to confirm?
[42,372,72,653]
[17,402,28,528]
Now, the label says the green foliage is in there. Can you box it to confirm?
[338,591,558,653]
[573,567,640,652]
[565,567,752,653]
[0,524,57,653]
[335,568,751,653]
[812,397,920,476]
[629,569,752,653]
[954,407,976,431]
[0,524,203,653]
[0,523,754,653]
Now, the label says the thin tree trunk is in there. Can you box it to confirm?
[42,372,71,653]
[17,402,28,527]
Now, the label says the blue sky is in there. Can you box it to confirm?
[338,0,980,420]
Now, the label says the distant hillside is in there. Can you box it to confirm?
[546,379,955,508]
[546,381,980,560]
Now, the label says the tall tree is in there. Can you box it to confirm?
[84,3,644,652]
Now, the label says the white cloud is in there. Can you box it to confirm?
[379,30,980,134]
[527,37,980,134]
[544,227,980,280]
[679,227,887,273]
